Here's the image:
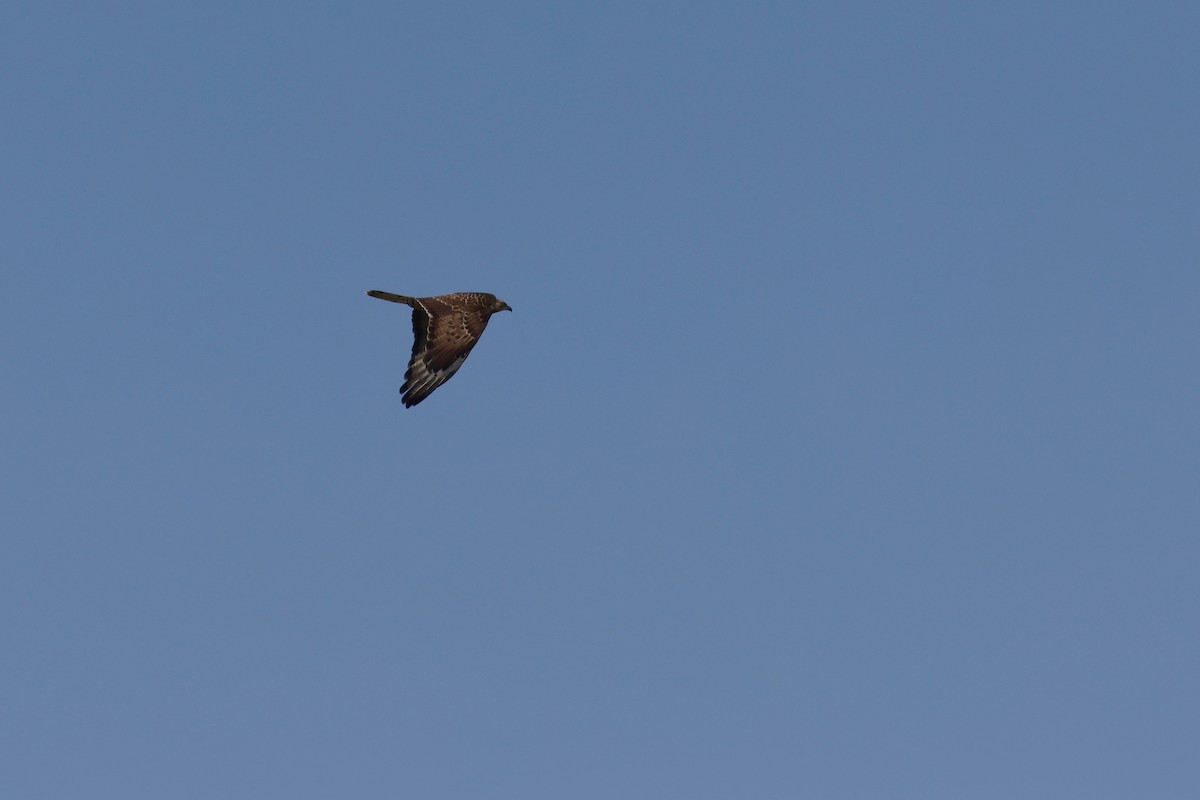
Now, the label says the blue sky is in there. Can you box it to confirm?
[3,2,1198,797]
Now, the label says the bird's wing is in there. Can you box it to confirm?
[401,298,492,407]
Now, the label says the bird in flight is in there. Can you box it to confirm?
[367,290,512,407]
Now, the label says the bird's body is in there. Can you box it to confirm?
[367,290,511,407]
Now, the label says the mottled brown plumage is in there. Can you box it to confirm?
[367,290,512,407]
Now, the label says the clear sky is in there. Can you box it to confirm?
[3,2,1198,798]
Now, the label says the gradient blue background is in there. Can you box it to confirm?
[4,2,1198,797]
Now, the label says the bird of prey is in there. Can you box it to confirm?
[367,290,512,407]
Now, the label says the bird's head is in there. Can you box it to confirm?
[493,298,512,313]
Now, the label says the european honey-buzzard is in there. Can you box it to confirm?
[367,290,512,407]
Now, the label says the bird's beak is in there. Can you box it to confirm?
[500,302,512,312]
